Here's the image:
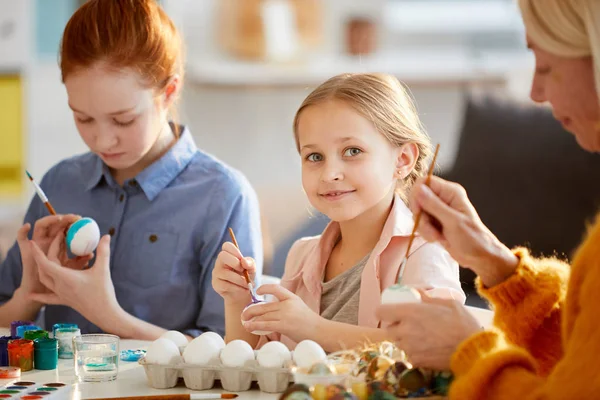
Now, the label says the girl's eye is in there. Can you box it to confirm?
[114,118,136,127]
[536,66,551,75]
[344,147,362,157]
[76,117,93,124]
[306,153,323,162]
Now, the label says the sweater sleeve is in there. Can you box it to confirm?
[449,292,599,400]
[476,248,569,375]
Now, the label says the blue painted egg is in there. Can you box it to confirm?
[66,217,100,256]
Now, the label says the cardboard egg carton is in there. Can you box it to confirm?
[139,355,294,393]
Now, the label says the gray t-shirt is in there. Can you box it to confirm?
[320,253,370,325]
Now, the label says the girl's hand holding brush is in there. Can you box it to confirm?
[212,241,258,305]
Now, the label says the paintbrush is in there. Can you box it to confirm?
[87,394,238,400]
[395,143,440,284]
[228,227,260,303]
[26,170,57,215]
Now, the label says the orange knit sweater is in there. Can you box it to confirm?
[449,213,600,399]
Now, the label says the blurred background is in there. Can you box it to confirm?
[1,0,599,306]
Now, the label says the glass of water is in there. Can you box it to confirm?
[73,334,120,382]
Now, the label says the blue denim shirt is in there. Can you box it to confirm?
[0,126,263,337]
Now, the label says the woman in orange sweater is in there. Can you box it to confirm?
[378,0,600,398]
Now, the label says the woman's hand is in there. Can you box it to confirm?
[212,242,256,304]
[241,284,322,342]
[377,292,482,370]
[410,176,518,287]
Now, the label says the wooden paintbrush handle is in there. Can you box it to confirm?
[88,395,190,400]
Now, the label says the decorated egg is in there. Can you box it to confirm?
[366,388,396,400]
[328,391,358,400]
[66,217,100,256]
[351,381,368,400]
[312,383,328,400]
[380,284,421,304]
[220,339,255,367]
[241,301,273,336]
[366,381,384,395]
[355,349,379,376]
[279,383,312,400]
[308,361,336,375]
[382,361,410,394]
[293,340,326,368]
[325,384,346,399]
[397,368,432,395]
[432,370,454,395]
[366,356,395,382]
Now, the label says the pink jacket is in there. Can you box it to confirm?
[258,195,465,349]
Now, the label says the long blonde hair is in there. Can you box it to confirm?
[293,73,432,200]
[518,0,600,98]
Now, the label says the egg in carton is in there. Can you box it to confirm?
[140,333,295,393]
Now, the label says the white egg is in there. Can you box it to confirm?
[66,217,100,256]
[380,284,422,304]
[220,340,255,367]
[145,338,181,365]
[160,330,188,349]
[241,302,273,335]
[293,340,326,368]
[199,331,226,348]
[183,334,222,365]
[257,341,292,368]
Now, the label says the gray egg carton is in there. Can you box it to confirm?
[139,355,294,393]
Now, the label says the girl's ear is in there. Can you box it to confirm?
[394,143,419,179]
[162,74,180,109]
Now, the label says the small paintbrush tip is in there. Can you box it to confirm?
[25,170,33,181]
[222,394,238,399]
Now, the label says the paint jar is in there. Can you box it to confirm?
[33,338,58,370]
[10,321,32,337]
[52,323,78,339]
[0,336,18,366]
[8,339,34,372]
[23,330,49,341]
[15,325,40,339]
[54,327,80,359]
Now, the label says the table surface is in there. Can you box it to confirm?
[0,306,492,399]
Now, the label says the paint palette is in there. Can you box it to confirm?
[0,381,71,399]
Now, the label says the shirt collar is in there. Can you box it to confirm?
[85,125,197,201]
[302,193,416,292]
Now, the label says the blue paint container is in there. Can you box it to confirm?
[15,325,41,339]
[52,323,78,339]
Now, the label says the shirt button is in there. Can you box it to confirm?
[119,194,125,202]
[149,234,158,243]
[109,227,116,236]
